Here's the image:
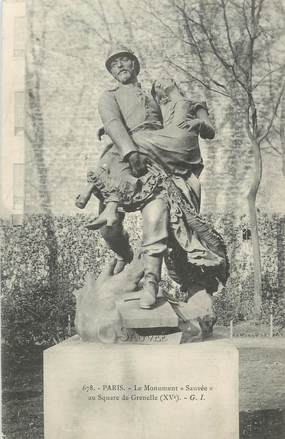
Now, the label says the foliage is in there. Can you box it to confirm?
[213,211,283,324]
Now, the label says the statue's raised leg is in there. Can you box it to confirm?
[99,204,134,274]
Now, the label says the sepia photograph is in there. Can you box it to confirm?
[1,0,285,437]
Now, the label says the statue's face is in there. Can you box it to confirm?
[110,55,136,84]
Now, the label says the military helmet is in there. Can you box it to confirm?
[105,44,140,75]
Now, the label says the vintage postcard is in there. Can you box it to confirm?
[1,0,285,438]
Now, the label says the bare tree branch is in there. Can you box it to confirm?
[185,13,233,72]
[194,9,251,95]
[143,1,192,47]
[167,58,231,97]
[255,0,266,25]
[177,5,204,63]
[258,81,285,143]
[220,0,247,75]
[97,0,114,43]
[261,138,281,155]
[253,65,285,90]
[63,16,110,44]
[242,0,253,38]
[260,146,280,156]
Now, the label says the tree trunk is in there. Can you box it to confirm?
[280,95,285,177]
[247,138,262,318]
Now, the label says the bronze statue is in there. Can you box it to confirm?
[75,45,229,339]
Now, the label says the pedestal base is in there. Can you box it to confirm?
[44,337,239,439]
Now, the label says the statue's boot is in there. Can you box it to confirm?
[75,183,95,209]
[85,202,119,230]
[140,254,163,309]
[113,251,133,274]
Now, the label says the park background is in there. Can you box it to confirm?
[1,0,285,437]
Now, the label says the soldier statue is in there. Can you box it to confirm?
[75,45,229,335]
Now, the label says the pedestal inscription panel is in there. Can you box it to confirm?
[44,337,239,439]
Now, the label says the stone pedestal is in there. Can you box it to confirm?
[44,337,239,439]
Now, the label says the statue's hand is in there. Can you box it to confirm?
[96,257,144,296]
[178,118,215,139]
[127,152,149,178]
[74,257,144,342]
[178,117,201,134]
[199,121,215,139]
